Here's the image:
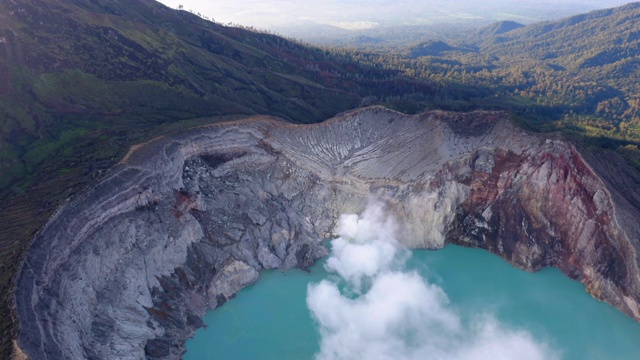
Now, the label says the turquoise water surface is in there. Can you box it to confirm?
[184,245,640,360]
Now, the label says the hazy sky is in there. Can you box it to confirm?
[156,0,633,30]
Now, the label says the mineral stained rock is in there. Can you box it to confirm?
[15,107,640,359]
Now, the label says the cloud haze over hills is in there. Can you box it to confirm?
[157,0,633,30]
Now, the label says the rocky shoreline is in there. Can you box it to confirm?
[15,107,640,359]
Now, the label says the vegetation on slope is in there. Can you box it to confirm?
[0,0,410,195]
[330,3,640,152]
[325,2,640,165]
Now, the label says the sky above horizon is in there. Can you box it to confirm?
[156,0,634,30]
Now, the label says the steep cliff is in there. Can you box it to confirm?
[15,107,640,359]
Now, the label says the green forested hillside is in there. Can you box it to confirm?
[477,20,524,36]
[0,0,423,196]
[478,1,640,131]
[330,2,640,165]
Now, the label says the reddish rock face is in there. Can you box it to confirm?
[446,140,640,319]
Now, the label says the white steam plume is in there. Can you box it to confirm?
[307,203,559,360]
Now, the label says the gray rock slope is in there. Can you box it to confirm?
[14,107,640,359]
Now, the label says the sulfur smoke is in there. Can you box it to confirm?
[307,203,559,360]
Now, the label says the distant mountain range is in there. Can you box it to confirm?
[269,0,632,43]
[476,20,525,36]
[356,2,640,153]
[476,2,640,139]
[479,2,640,68]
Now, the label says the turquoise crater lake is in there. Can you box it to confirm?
[184,245,640,360]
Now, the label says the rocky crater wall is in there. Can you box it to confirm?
[15,107,640,359]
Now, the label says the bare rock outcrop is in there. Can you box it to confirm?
[15,107,640,359]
